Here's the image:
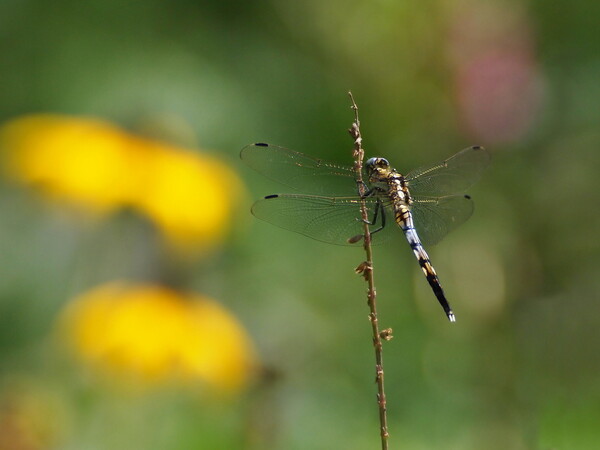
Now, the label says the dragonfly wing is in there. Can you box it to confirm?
[251,194,395,246]
[405,146,491,197]
[241,143,359,196]
[410,195,475,246]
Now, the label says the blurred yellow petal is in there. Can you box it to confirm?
[135,146,244,249]
[59,282,257,393]
[0,115,139,212]
[0,114,246,249]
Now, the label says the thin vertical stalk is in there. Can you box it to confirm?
[348,92,391,450]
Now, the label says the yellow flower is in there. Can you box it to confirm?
[59,282,257,392]
[135,143,245,248]
[0,114,245,248]
[0,115,138,211]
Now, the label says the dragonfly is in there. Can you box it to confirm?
[241,142,491,322]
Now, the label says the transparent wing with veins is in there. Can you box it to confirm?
[410,195,475,246]
[240,143,360,196]
[406,145,491,245]
[405,145,491,197]
[250,194,396,246]
[242,143,490,246]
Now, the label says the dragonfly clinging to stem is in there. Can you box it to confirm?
[241,142,491,321]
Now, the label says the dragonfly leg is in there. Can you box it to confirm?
[356,180,369,196]
[349,196,386,244]
[360,197,377,225]
[362,187,377,198]
[358,197,386,232]
[369,198,386,235]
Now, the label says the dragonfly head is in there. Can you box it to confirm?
[365,157,391,182]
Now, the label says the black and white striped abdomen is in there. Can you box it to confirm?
[395,205,456,322]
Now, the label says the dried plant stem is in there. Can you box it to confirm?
[348,92,390,450]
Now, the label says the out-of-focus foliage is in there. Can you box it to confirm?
[0,0,598,449]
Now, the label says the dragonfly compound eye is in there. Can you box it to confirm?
[377,158,389,168]
[366,157,389,170]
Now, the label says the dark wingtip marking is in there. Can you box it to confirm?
[464,194,471,200]
[264,194,279,199]
[255,142,269,147]
[472,145,484,150]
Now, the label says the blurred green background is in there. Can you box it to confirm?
[0,0,599,449]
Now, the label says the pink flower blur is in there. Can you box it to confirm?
[448,2,544,145]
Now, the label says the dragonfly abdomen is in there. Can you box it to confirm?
[399,212,456,322]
